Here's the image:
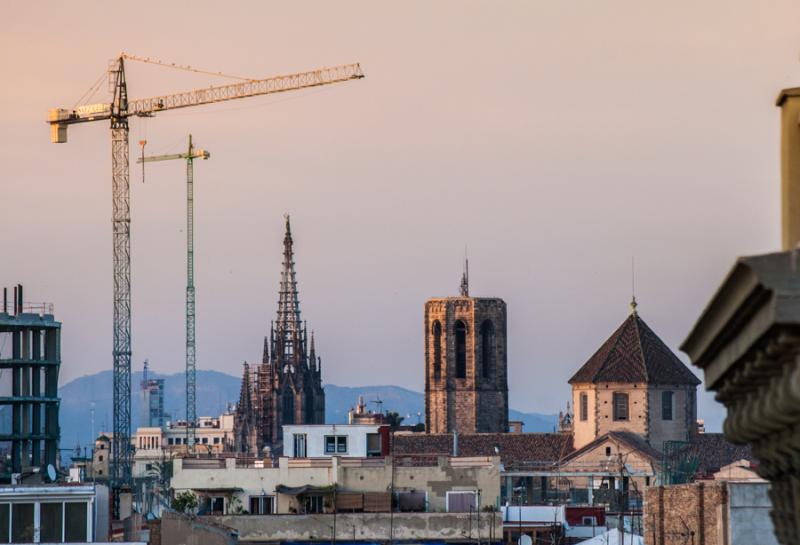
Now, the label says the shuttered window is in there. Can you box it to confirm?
[580,393,588,421]
[662,391,673,421]
[612,393,629,421]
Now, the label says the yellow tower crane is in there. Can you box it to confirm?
[47,54,364,516]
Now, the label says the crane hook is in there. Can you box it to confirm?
[139,140,147,184]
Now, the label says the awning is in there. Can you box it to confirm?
[275,484,335,496]
[189,487,243,494]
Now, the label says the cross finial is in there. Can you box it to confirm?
[630,256,638,314]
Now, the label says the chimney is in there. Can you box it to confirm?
[777,88,800,249]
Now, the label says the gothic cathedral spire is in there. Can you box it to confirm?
[274,214,303,362]
[235,216,326,455]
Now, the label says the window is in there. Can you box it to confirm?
[168,438,174,445]
[0,504,7,543]
[98,455,103,462]
[305,389,316,421]
[303,495,324,514]
[432,320,442,379]
[213,437,220,445]
[41,503,62,543]
[11,503,34,543]
[397,491,426,512]
[202,437,208,444]
[282,392,295,425]
[249,495,275,515]
[582,516,598,526]
[454,320,467,379]
[366,433,382,457]
[580,392,588,421]
[662,391,674,421]
[293,433,308,458]
[446,491,477,513]
[480,320,494,379]
[605,446,612,456]
[205,497,224,515]
[324,435,347,454]
[612,393,629,421]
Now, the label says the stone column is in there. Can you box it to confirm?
[681,251,800,544]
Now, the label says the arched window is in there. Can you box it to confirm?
[282,391,295,425]
[480,320,494,379]
[455,320,467,379]
[305,389,316,423]
[432,320,442,380]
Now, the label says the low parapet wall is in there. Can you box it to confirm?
[207,512,503,542]
[162,511,239,545]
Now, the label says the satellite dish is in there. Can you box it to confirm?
[46,464,56,482]
[519,535,532,545]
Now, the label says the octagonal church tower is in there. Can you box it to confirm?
[569,299,701,451]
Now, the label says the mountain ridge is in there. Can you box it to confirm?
[59,370,558,453]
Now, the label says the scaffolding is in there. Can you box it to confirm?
[661,440,699,485]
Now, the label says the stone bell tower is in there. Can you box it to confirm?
[424,264,508,434]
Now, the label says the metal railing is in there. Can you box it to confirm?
[1,302,54,316]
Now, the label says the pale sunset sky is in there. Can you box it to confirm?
[3,1,800,430]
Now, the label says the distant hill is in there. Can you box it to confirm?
[325,383,558,432]
[59,370,558,454]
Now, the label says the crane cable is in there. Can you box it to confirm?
[72,69,108,109]
[121,52,255,81]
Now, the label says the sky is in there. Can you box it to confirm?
[2,1,800,431]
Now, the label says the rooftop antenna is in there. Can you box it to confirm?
[141,358,148,389]
[630,256,638,315]
[90,402,95,444]
[459,247,469,297]
[370,395,384,414]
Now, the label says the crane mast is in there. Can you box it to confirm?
[110,58,133,502]
[137,135,210,453]
[48,54,364,518]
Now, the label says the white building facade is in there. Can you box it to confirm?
[282,424,386,458]
[0,485,104,543]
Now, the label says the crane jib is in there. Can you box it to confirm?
[47,62,364,143]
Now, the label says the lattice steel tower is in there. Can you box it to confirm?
[47,54,364,515]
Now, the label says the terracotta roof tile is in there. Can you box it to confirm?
[392,433,574,466]
[559,431,662,465]
[686,433,755,475]
[569,312,700,386]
